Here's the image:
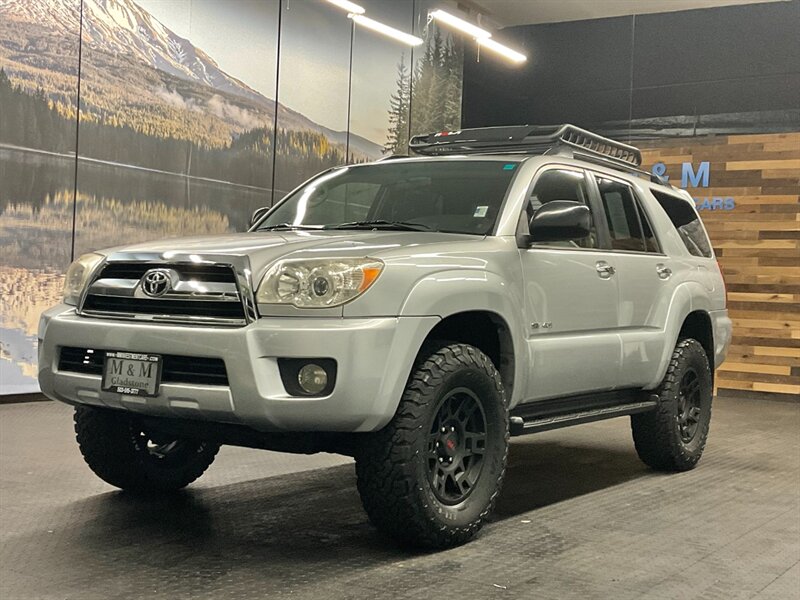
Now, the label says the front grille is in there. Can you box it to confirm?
[100,262,237,283]
[58,347,229,386]
[82,295,245,319]
[80,261,247,325]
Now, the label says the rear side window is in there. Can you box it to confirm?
[596,178,649,252]
[651,190,713,258]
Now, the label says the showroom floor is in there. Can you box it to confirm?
[1,396,798,600]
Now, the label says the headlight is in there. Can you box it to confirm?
[63,253,104,305]
[256,258,384,308]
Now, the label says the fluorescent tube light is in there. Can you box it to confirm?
[325,0,365,14]
[350,14,423,46]
[429,9,491,39]
[477,37,527,64]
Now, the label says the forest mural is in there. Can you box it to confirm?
[384,28,463,154]
[0,0,465,394]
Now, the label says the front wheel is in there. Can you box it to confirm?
[631,338,713,472]
[74,406,220,492]
[355,343,509,549]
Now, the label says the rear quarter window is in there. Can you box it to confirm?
[651,190,713,258]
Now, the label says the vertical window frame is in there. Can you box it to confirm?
[632,192,662,254]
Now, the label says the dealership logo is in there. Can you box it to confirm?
[652,161,736,211]
[140,269,173,297]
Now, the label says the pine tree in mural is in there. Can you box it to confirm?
[384,57,411,154]
[384,26,463,154]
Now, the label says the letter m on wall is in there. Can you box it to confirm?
[682,161,710,188]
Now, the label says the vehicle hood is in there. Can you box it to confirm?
[100,230,484,276]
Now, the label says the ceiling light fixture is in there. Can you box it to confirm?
[324,0,365,15]
[349,14,423,46]
[477,37,527,64]
[429,9,491,39]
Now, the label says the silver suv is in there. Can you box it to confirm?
[38,125,732,548]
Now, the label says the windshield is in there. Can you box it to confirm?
[257,160,519,235]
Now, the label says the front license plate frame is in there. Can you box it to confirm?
[102,351,163,397]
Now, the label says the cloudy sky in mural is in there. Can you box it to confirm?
[138,0,413,143]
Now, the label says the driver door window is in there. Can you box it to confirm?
[526,169,597,248]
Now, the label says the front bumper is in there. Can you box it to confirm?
[38,305,438,432]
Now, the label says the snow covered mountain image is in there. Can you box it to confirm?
[3,0,262,103]
[0,0,382,161]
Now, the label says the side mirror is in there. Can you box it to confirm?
[249,206,270,229]
[529,200,591,243]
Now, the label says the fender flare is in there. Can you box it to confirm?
[400,270,528,405]
[646,281,714,389]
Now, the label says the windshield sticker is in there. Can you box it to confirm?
[503,163,517,170]
[474,205,489,218]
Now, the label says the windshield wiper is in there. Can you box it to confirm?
[328,220,432,232]
[257,223,324,231]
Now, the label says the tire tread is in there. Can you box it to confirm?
[74,406,219,492]
[355,343,509,549]
[631,338,712,472]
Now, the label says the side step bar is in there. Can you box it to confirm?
[509,393,658,436]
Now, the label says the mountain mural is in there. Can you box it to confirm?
[0,0,466,395]
[0,0,383,160]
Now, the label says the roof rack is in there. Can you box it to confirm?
[408,124,669,183]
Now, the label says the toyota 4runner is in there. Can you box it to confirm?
[38,124,732,548]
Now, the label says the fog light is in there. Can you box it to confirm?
[297,363,328,395]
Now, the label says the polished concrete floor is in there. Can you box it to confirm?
[1,396,798,600]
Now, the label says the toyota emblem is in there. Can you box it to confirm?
[140,269,173,298]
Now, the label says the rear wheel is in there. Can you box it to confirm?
[74,406,219,492]
[631,338,713,471]
[355,343,509,549]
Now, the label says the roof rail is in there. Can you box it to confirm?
[409,124,643,168]
[373,154,409,162]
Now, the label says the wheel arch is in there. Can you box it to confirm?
[678,310,715,385]
[646,282,717,389]
[400,269,527,405]
[421,310,516,401]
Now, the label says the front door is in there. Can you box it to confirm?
[519,166,621,401]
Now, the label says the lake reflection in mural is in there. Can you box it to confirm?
[0,146,268,392]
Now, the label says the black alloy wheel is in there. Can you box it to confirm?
[428,388,487,505]
[677,368,702,443]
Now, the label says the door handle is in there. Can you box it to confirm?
[656,264,672,280]
[596,261,616,279]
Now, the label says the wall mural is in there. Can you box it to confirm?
[0,0,464,394]
[0,0,80,394]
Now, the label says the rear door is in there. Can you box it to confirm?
[518,166,621,400]
[588,173,675,387]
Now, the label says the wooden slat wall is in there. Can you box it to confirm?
[639,132,800,398]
